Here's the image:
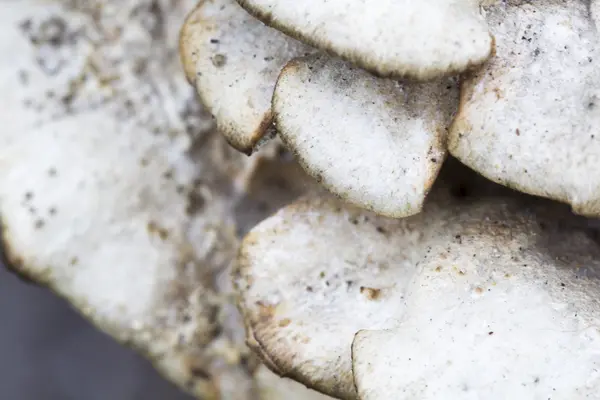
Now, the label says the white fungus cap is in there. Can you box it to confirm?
[180,0,315,154]
[449,0,600,217]
[236,0,493,80]
[235,167,600,399]
[273,54,458,218]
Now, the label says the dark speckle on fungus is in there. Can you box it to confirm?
[360,286,382,300]
[211,53,227,67]
[147,221,169,241]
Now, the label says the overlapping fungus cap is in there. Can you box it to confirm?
[273,55,458,217]
[180,0,315,154]
[234,166,600,399]
[180,0,469,218]
[182,0,600,219]
[449,0,600,216]
[1,2,331,399]
[236,0,493,80]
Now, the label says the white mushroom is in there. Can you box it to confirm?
[273,54,458,218]
[449,0,600,216]
[236,0,493,80]
[235,166,600,399]
[1,2,329,399]
[180,0,314,154]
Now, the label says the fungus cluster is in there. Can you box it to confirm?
[2,1,600,400]
[180,0,600,399]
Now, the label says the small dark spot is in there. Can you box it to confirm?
[48,207,57,216]
[560,282,566,287]
[211,53,227,68]
[24,192,33,201]
[209,38,219,44]
[319,271,325,278]
[162,169,173,180]
[360,286,382,300]
[278,318,291,328]
[147,221,169,241]
[34,219,45,229]
[186,191,205,215]
[488,331,494,335]
[69,257,78,266]
[18,70,29,85]
[189,366,211,380]
[48,167,57,177]
[515,128,520,136]
[376,226,387,234]
[306,286,313,292]
[430,158,437,163]
[534,377,540,384]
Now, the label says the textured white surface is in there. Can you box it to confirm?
[274,55,457,218]
[0,2,332,399]
[236,176,600,400]
[237,0,493,80]
[449,0,600,216]
[180,0,314,154]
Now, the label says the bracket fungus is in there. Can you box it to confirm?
[449,0,600,216]
[273,55,458,217]
[235,170,600,399]
[1,1,331,399]
[236,0,493,80]
[180,0,314,154]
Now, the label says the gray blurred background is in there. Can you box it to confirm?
[0,264,194,400]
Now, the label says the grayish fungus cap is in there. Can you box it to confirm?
[236,0,493,80]
[180,0,315,154]
[236,168,600,399]
[273,54,458,218]
[449,0,600,216]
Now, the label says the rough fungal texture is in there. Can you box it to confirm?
[236,0,493,80]
[1,2,331,400]
[235,193,423,399]
[235,175,600,400]
[180,0,315,154]
[273,55,458,218]
[449,0,600,216]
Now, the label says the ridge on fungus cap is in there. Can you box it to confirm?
[449,0,600,217]
[235,164,600,400]
[273,54,458,218]
[236,0,494,81]
[180,0,315,154]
